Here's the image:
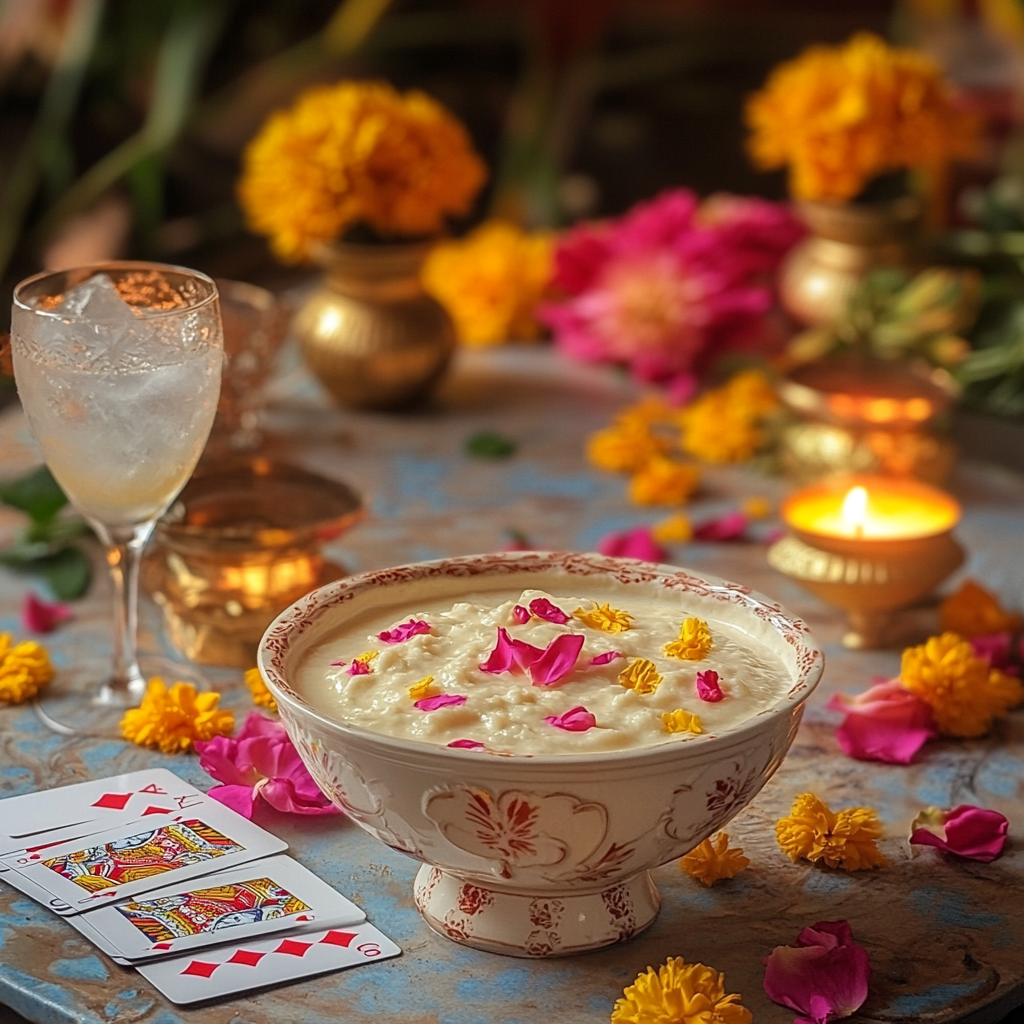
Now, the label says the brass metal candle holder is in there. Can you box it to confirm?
[767,475,964,649]
[143,458,363,667]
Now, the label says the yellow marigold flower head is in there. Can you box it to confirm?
[586,422,668,475]
[740,495,772,520]
[724,369,779,419]
[408,675,438,700]
[746,32,980,202]
[628,456,701,507]
[421,221,553,346]
[238,81,487,262]
[775,792,888,870]
[662,708,703,735]
[680,833,750,886]
[244,667,277,712]
[619,658,662,695]
[678,390,764,465]
[573,602,633,634]
[664,618,713,661]
[900,632,1023,738]
[120,679,235,754]
[652,513,693,544]
[0,634,54,704]
[939,580,1023,638]
[611,956,752,1024]
[614,396,679,430]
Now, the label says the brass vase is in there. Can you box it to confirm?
[294,241,456,410]
[780,197,922,326]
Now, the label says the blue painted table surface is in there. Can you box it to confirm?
[3,347,1024,1024]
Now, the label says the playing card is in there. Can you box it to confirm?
[69,855,366,962]
[0,863,72,913]
[2,803,286,914]
[137,920,401,1005]
[0,770,206,864]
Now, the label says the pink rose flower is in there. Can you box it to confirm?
[910,805,1008,862]
[195,713,338,818]
[763,920,870,1024]
[827,678,937,765]
[597,526,666,562]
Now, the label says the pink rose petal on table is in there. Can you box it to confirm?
[696,669,724,702]
[530,634,585,686]
[195,712,338,818]
[21,593,71,634]
[909,805,1008,862]
[597,526,666,562]
[512,605,531,625]
[971,632,1018,674]
[827,678,937,765]
[763,920,870,1024]
[694,511,748,541]
[447,739,486,750]
[378,619,432,644]
[529,598,571,624]
[414,694,467,712]
[544,706,597,731]
[589,651,622,666]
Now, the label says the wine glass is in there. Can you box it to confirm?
[10,263,224,707]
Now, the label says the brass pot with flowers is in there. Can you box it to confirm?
[238,81,487,410]
[746,32,981,326]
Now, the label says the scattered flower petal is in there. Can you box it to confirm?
[120,679,234,755]
[611,956,752,1024]
[940,580,1022,637]
[970,632,1017,674]
[244,667,277,712]
[511,636,546,669]
[196,712,337,817]
[619,657,662,695]
[909,805,1008,862]
[597,526,667,563]
[447,739,486,750]
[21,593,71,634]
[529,597,571,624]
[343,651,379,676]
[512,604,531,624]
[694,511,748,541]
[652,512,693,544]
[480,626,517,673]
[414,693,467,712]
[589,650,623,666]
[586,421,668,474]
[762,920,870,1024]
[696,669,724,702]
[408,676,438,701]
[529,633,585,686]
[0,633,55,704]
[775,793,887,871]
[664,617,713,661]
[544,705,597,731]
[662,708,703,734]
[680,833,749,885]
[573,601,634,633]
[741,495,772,519]
[826,678,936,764]
[627,456,700,506]
[378,619,432,644]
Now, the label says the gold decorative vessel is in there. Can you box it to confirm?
[294,241,456,410]
[144,459,363,667]
[780,197,921,326]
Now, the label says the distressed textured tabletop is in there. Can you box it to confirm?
[3,347,1024,1024]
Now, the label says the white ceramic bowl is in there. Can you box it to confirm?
[258,552,823,957]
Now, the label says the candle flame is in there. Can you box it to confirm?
[841,486,868,535]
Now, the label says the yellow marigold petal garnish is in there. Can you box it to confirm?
[741,495,772,520]
[611,956,752,1024]
[0,634,55,704]
[652,513,693,544]
[573,602,634,634]
[586,422,668,474]
[243,667,277,711]
[662,709,703,735]
[775,792,888,870]
[408,675,438,701]
[120,679,235,755]
[680,833,750,886]
[939,580,1023,638]
[619,658,662,695]
[900,631,1024,738]
[354,650,379,666]
[664,617,713,661]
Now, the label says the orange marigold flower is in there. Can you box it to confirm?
[408,675,438,701]
[422,221,554,346]
[619,658,662,695]
[611,957,752,1024]
[939,581,1023,638]
[244,667,277,712]
[724,369,779,419]
[573,602,633,633]
[0,634,54,704]
[587,423,668,474]
[775,792,887,870]
[664,617,713,661]
[900,632,1024,738]
[680,833,750,885]
[678,384,767,465]
[614,396,679,431]
[652,513,693,544]
[120,679,235,754]
[628,456,701,506]
[662,708,703,735]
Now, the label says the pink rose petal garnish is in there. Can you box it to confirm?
[414,694,467,712]
[511,637,545,669]
[909,805,1008,862]
[481,627,517,673]
[329,658,347,668]
[589,651,622,666]
[512,605,531,625]
[694,511,747,542]
[696,669,724,702]
[597,526,666,563]
[544,706,596,732]
[530,633,585,686]
[348,660,372,676]
[21,593,71,634]
[378,619,432,644]
[762,920,870,1024]
[447,739,487,750]
[529,598,571,624]
[826,678,937,765]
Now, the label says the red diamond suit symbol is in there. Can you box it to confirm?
[91,793,132,810]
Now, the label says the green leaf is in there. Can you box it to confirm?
[466,430,517,459]
[34,547,92,600]
[0,465,68,523]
